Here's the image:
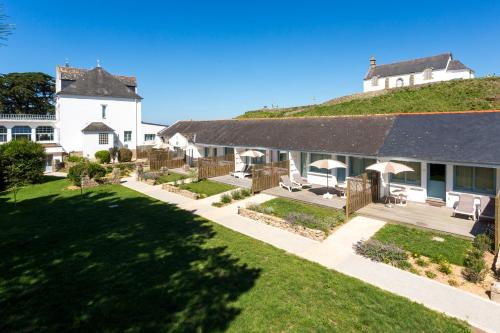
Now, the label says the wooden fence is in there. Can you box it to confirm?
[149,150,186,171]
[345,172,379,220]
[136,145,154,159]
[198,155,235,179]
[251,160,290,193]
[496,191,499,253]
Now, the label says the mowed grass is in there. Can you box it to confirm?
[155,172,186,184]
[238,77,500,119]
[372,224,472,266]
[180,179,236,197]
[0,179,470,332]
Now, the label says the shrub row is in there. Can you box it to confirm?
[212,188,252,207]
[353,239,409,267]
[462,233,492,283]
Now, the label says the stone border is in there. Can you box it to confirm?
[238,207,326,241]
[162,183,199,200]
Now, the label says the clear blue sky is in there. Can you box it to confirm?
[1,1,499,125]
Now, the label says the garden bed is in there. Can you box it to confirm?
[162,183,200,200]
[242,198,346,240]
[212,188,252,207]
[178,179,236,197]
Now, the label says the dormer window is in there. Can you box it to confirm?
[371,76,379,86]
[423,68,433,80]
[101,104,107,119]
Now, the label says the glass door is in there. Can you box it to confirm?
[427,163,446,200]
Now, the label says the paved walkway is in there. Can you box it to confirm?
[123,178,500,333]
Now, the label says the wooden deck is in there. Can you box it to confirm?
[210,175,252,189]
[262,184,346,210]
[358,201,489,239]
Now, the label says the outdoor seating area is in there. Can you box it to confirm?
[263,183,346,210]
[211,174,252,188]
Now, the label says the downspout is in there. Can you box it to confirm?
[135,99,138,151]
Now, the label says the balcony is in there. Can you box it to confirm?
[0,114,56,121]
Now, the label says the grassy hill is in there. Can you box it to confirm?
[237,77,500,119]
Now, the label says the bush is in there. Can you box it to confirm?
[473,233,494,253]
[240,188,252,197]
[118,148,133,162]
[415,258,428,267]
[68,161,106,186]
[353,239,409,266]
[448,279,458,287]
[462,248,487,283]
[438,259,452,275]
[95,150,111,164]
[231,190,242,200]
[66,155,85,163]
[0,140,46,189]
[425,271,437,279]
[221,194,232,204]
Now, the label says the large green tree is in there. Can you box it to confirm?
[0,72,55,114]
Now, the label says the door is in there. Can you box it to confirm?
[427,163,446,200]
[45,154,53,173]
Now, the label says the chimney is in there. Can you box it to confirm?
[370,56,376,68]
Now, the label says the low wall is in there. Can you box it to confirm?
[238,207,325,241]
[161,183,199,200]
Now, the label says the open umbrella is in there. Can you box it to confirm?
[239,150,265,158]
[309,159,347,199]
[366,161,414,205]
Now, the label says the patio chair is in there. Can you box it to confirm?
[231,165,252,179]
[292,173,311,188]
[334,183,346,198]
[478,196,495,221]
[279,175,301,192]
[452,193,477,221]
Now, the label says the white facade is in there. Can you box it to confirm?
[141,122,167,146]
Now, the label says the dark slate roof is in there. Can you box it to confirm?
[159,116,396,156]
[59,66,137,86]
[379,112,500,165]
[365,53,451,79]
[447,59,470,71]
[82,122,115,132]
[58,67,142,99]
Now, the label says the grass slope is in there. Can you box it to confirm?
[238,77,500,119]
[372,224,472,266]
[0,179,469,332]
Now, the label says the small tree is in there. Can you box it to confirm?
[109,147,119,163]
[4,164,26,205]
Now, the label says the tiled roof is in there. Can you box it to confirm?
[82,122,115,132]
[58,67,142,99]
[447,59,471,71]
[365,53,452,79]
[59,66,137,87]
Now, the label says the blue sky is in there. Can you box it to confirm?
[1,1,499,125]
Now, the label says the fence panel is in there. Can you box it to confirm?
[136,145,153,159]
[345,172,379,220]
[198,155,235,179]
[251,160,290,193]
[149,150,186,171]
[496,191,499,253]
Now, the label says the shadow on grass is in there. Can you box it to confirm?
[0,184,260,332]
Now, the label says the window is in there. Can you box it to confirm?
[0,126,6,142]
[300,152,307,177]
[244,149,266,165]
[36,126,54,141]
[224,147,234,156]
[371,76,379,86]
[396,78,404,87]
[390,160,421,186]
[144,134,155,141]
[454,166,496,195]
[101,104,107,119]
[278,150,288,161]
[124,131,132,142]
[309,153,331,174]
[349,157,376,177]
[204,147,210,157]
[423,68,433,80]
[336,155,346,182]
[12,126,31,140]
[99,133,108,145]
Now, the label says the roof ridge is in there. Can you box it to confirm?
[375,52,451,68]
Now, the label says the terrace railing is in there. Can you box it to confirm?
[251,160,290,194]
[345,172,379,220]
[0,114,56,121]
[198,154,235,180]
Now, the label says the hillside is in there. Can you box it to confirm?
[237,77,500,119]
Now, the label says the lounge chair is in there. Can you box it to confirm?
[453,193,476,221]
[279,175,301,192]
[292,173,311,188]
[231,165,252,179]
[478,196,495,221]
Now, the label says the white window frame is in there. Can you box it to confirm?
[36,126,54,142]
[99,133,109,145]
[101,104,107,119]
[124,131,132,142]
[12,126,32,141]
[0,126,6,142]
[371,76,379,86]
[144,134,155,141]
[396,78,404,87]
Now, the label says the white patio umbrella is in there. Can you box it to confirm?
[239,150,265,158]
[366,161,414,204]
[309,159,347,198]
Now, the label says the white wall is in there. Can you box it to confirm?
[57,95,141,153]
[363,68,474,92]
[140,122,167,145]
[82,132,113,159]
[0,120,58,144]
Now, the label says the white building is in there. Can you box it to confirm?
[0,64,168,171]
[363,53,474,92]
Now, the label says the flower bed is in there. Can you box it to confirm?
[212,188,252,207]
[239,207,326,241]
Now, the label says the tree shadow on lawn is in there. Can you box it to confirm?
[0,186,260,332]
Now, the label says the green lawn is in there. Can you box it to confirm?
[0,179,469,332]
[155,172,187,184]
[372,224,472,266]
[238,77,500,119]
[179,179,236,197]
